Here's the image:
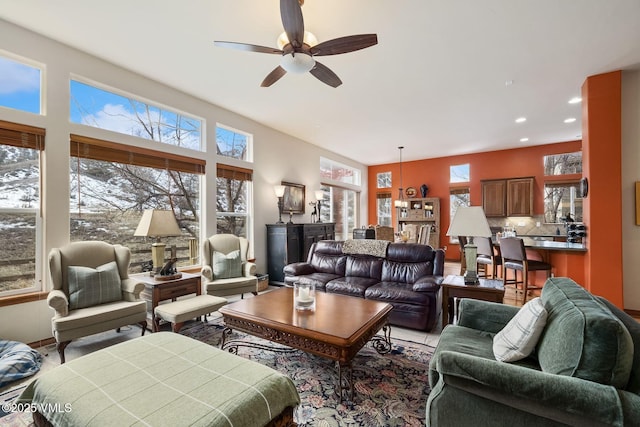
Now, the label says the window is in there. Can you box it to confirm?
[377,172,391,189]
[70,79,202,151]
[544,152,582,175]
[216,164,252,238]
[449,187,470,243]
[319,185,358,240]
[320,157,361,186]
[0,120,45,296]
[450,164,470,183]
[543,151,583,223]
[216,125,252,162]
[544,182,582,223]
[0,53,42,114]
[70,135,203,272]
[376,192,392,226]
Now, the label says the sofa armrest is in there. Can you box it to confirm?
[457,299,519,333]
[244,261,257,277]
[283,262,315,276]
[121,278,145,300]
[412,276,442,292]
[47,290,68,317]
[433,350,630,426]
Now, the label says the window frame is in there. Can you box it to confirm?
[0,50,44,115]
[0,120,45,298]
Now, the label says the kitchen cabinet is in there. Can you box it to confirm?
[481,180,507,217]
[481,177,534,217]
[266,223,335,285]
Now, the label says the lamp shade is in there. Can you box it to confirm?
[446,206,492,237]
[274,185,286,198]
[134,209,181,238]
[314,190,324,201]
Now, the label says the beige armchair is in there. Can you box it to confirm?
[201,234,258,298]
[47,241,147,363]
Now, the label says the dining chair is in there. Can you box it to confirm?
[475,236,501,279]
[499,237,551,302]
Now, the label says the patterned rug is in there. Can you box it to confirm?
[180,319,433,426]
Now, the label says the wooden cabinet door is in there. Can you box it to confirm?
[481,180,507,217]
[507,177,534,216]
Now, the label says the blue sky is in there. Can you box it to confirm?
[0,56,40,114]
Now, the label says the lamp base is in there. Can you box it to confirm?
[463,270,479,285]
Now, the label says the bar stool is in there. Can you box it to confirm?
[476,236,501,279]
[499,237,551,302]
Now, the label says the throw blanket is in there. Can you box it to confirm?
[18,333,299,427]
[343,239,390,258]
[0,340,42,389]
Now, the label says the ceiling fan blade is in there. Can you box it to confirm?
[280,0,304,48]
[310,34,378,56]
[261,66,288,87]
[309,61,342,88]
[214,41,283,55]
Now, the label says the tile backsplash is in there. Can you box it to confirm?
[487,215,570,237]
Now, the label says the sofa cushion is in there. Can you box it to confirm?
[365,281,431,305]
[537,277,633,388]
[309,252,347,276]
[68,261,122,310]
[325,276,379,298]
[212,250,242,279]
[345,255,382,280]
[493,297,548,362]
[293,273,341,292]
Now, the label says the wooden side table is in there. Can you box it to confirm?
[132,272,202,332]
[441,274,504,328]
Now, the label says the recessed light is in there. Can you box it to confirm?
[505,80,514,86]
[568,97,582,104]
[520,138,529,142]
[564,118,577,123]
[515,117,526,123]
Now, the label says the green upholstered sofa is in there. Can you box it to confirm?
[427,277,640,426]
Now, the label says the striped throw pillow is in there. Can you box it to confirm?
[68,261,122,310]
[493,297,548,362]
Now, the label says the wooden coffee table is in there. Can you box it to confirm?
[441,274,505,327]
[219,288,393,401]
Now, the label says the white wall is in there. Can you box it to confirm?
[622,69,640,310]
[0,20,368,343]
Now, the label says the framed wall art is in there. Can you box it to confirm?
[281,181,305,214]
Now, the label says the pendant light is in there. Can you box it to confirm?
[394,146,408,212]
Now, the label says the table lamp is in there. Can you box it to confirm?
[134,209,182,275]
[446,206,492,284]
[274,185,286,224]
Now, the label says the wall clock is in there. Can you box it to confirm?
[579,177,588,198]
[406,187,417,198]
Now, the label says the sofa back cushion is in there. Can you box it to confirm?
[345,255,382,280]
[597,296,640,394]
[537,277,633,388]
[382,243,438,284]
[309,241,347,275]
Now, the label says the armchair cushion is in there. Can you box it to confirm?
[212,250,242,279]
[67,261,122,310]
[493,297,547,362]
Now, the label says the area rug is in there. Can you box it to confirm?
[180,319,433,426]
[0,319,434,426]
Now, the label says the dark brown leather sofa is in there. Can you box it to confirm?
[283,240,445,331]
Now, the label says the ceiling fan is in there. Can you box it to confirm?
[214,0,378,88]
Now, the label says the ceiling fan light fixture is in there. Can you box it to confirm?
[280,52,315,73]
[277,31,318,49]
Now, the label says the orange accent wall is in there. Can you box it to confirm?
[367,140,581,260]
[581,71,623,306]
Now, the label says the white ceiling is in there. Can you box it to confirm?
[1,0,640,165]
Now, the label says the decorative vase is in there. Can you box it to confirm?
[420,184,429,197]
